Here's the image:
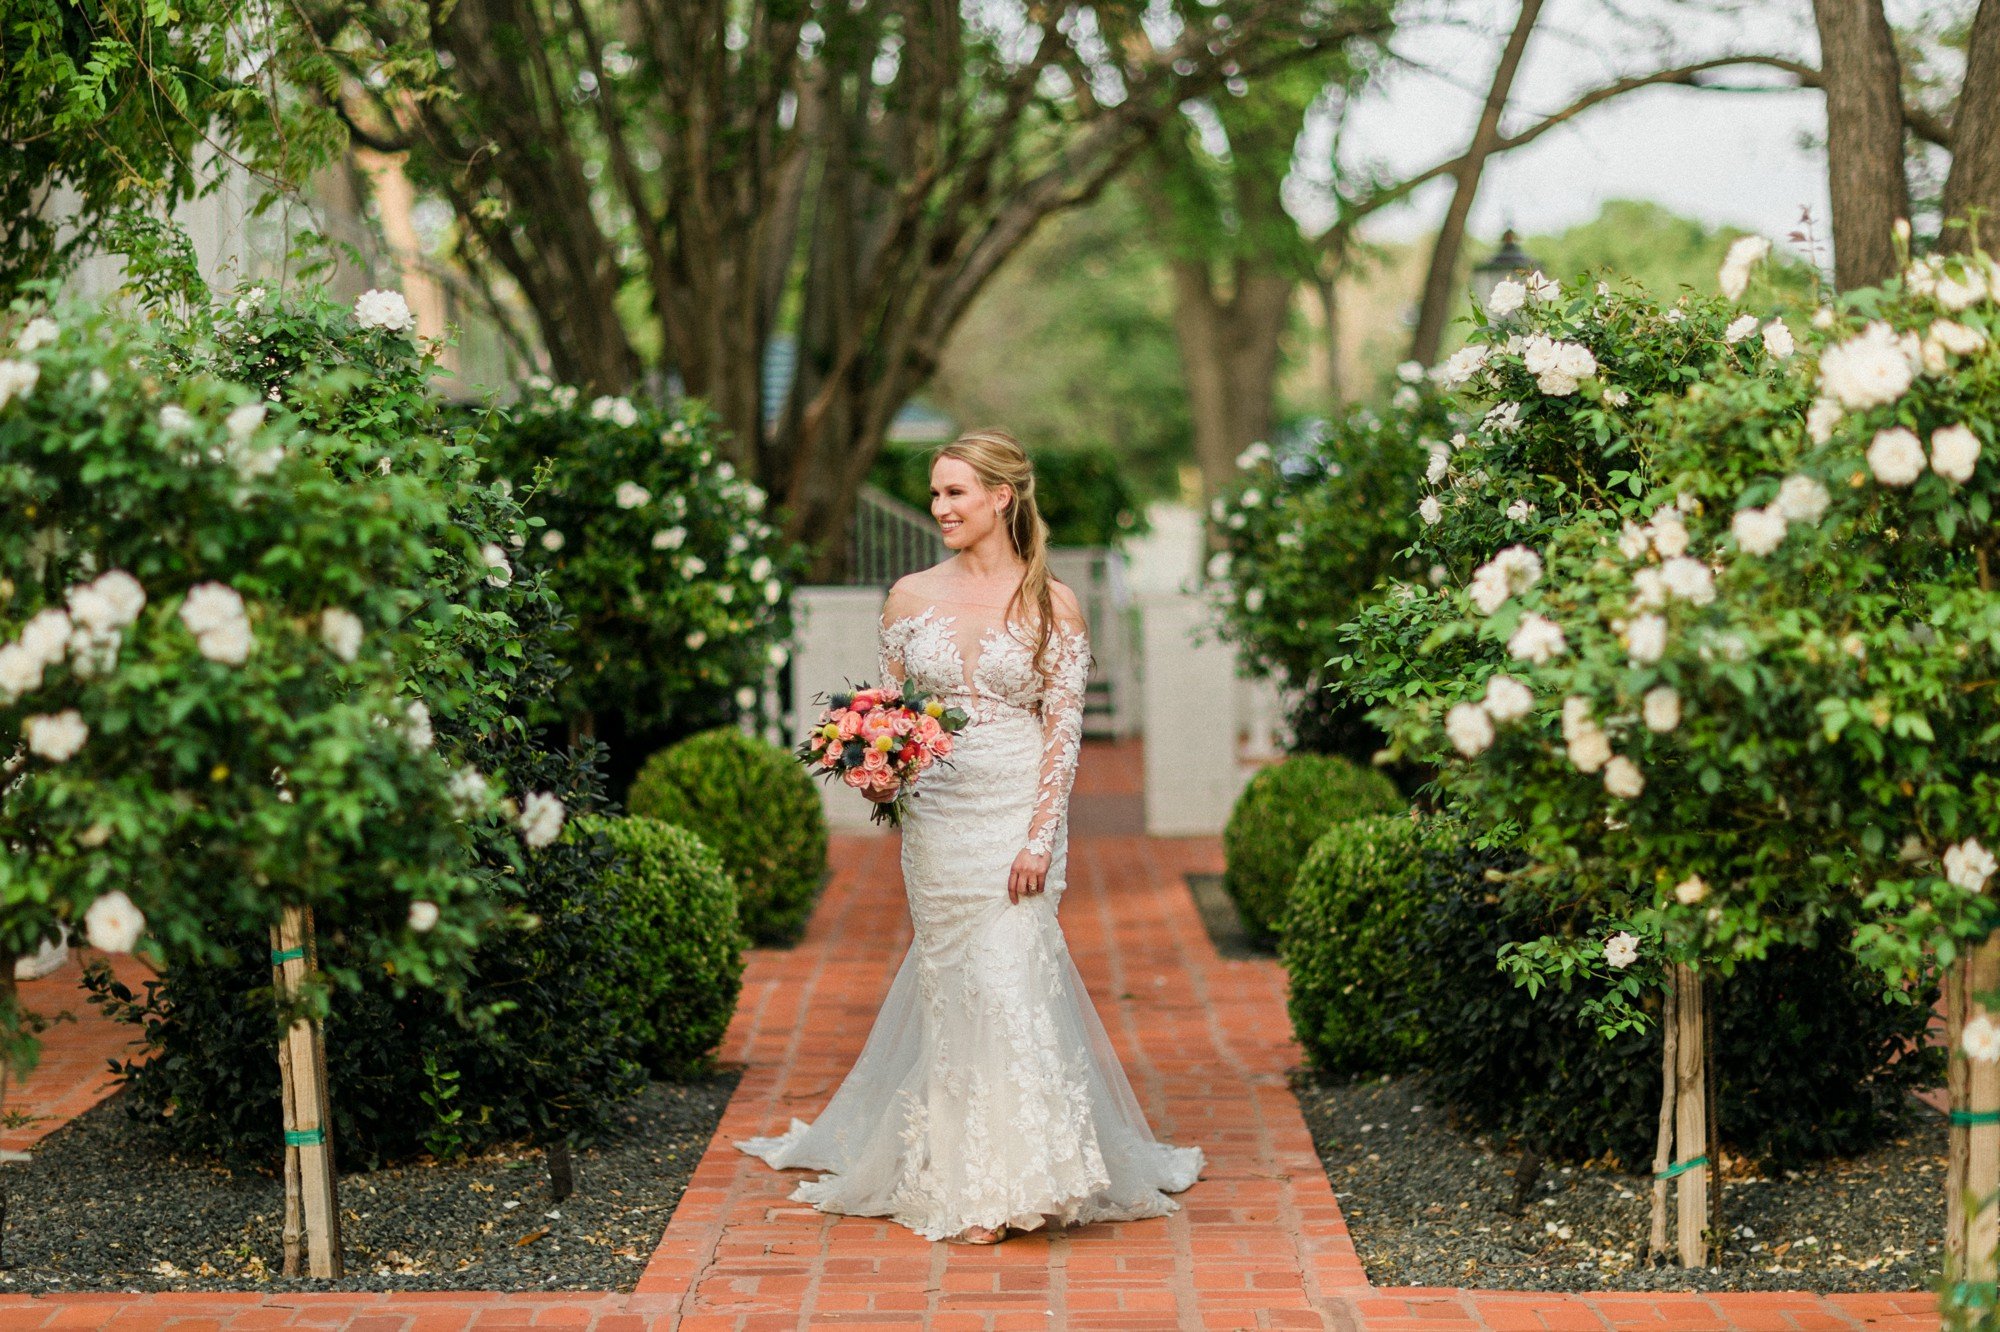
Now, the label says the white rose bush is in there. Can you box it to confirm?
[1335,240,2000,1287]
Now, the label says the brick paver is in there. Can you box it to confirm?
[0,741,1942,1329]
[3,948,153,1155]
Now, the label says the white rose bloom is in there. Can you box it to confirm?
[749,556,774,582]
[1556,343,1596,379]
[611,399,639,427]
[1522,334,1559,375]
[319,608,363,662]
[686,630,708,650]
[1444,703,1495,757]
[682,555,708,577]
[1717,236,1771,300]
[1507,613,1568,665]
[1434,345,1489,388]
[197,617,253,664]
[1631,566,1668,611]
[1603,755,1645,799]
[1731,505,1788,556]
[1526,271,1561,302]
[541,529,565,551]
[158,404,194,434]
[1227,511,1247,530]
[1643,686,1682,734]
[767,643,789,668]
[1486,279,1527,317]
[1906,256,1940,296]
[1931,424,1982,483]
[235,287,267,318]
[615,481,652,509]
[17,317,59,351]
[1806,397,1845,445]
[0,359,40,408]
[1604,388,1631,408]
[447,766,490,816]
[1567,724,1612,774]
[764,579,783,604]
[1484,402,1522,434]
[1930,320,1988,356]
[1536,370,1579,397]
[1240,488,1263,508]
[1206,552,1231,580]
[1723,314,1760,345]
[408,900,440,932]
[716,461,736,481]
[1937,267,1989,312]
[1419,495,1442,526]
[1867,427,1927,486]
[1243,587,1265,613]
[83,890,146,953]
[1963,1014,2000,1063]
[1673,873,1708,905]
[1603,931,1640,969]
[717,583,736,605]
[1626,613,1668,665]
[1820,322,1915,409]
[1396,360,1427,385]
[652,526,687,550]
[1468,568,1510,616]
[1617,522,1650,560]
[24,708,89,761]
[1483,674,1534,724]
[1945,838,1997,893]
[551,384,579,410]
[1426,447,1449,485]
[0,644,43,700]
[1235,441,1272,469]
[1392,385,1421,411]
[1506,499,1537,523]
[1649,513,1690,559]
[728,532,750,554]
[66,623,120,678]
[1775,475,1831,524]
[1660,557,1715,605]
[404,698,435,751]
[480,542,513,587]
[225,402,267,444]
[354,289,416,332]
[178,582,245,635]
[518,791,566,848]
[1449,431,1471,452]
[20,608,72,667]
[1760,320,1796,359]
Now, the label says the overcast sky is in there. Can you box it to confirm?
[1297,0,1960,257]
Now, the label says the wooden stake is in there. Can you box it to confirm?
[270,905,343,1278]
[1649,978,1678,1264]
[1671,962,1711,1268]
[1948,936,2000,1296]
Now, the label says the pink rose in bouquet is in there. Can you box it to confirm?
[796,681,971,827]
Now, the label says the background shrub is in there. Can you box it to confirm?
[573,815,745,1076]
[1222,754,1403,941]
[870,440,1148,546]
[1281,813,1436,1077]
[628,728,829,945]
[1405,830,1942,1172]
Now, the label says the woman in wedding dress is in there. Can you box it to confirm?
[737,429,1203,1244]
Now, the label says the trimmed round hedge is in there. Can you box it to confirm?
[1281,813,1437,1077]
[1399,826,1941,1172]
[627,728,828,945]
[1223,754,1403,941]
[573,815,746,1076]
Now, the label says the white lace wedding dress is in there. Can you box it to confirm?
[736,590,1204,1240]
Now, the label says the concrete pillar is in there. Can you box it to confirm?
[1141,592,1245,836]
[791,586,891,833]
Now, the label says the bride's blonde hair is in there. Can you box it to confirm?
[933,429,1057,674]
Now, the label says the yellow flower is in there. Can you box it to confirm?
[822,722,841,740]
[925,699,944,718]
[874,735,894,752]
[210,763,231,782]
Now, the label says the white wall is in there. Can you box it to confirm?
[790,586,891,833]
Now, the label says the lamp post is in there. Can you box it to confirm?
[1471,228,1541,310]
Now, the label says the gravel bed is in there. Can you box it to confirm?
[0,1072,737,1293]
[1293,1070,1945,1293]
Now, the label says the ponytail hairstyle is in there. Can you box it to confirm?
[933,429,1057,674]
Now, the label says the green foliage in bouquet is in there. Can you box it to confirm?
[1221,754,1403,942]
[572,815,745,1077]
[1281,813,1437,1076]
[630,728,829,945]
[476,386,803,749]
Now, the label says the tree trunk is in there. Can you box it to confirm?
[1671,963,1711,1268]
[271,906,343,1279]
[1649,978,1678,1264]
[1940,0,2000,255]
[1408,0,1545,366]
[1810,0,1910,289]
[1166,258,1294,503]
[1316,269,1346,410]
[1947,938,2000,1298]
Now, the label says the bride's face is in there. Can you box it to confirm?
[930,456,1011,551]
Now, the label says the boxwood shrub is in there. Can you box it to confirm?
[1222,754,1403,941]
[1281,813,1437,1077]
[628,728,828,945]
[1407,826,1942,1171]
[574,815,746,1076]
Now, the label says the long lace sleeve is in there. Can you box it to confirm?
[879,613,908,691]
[1023,615,1090,857]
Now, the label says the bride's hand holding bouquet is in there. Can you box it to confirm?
[796,683,968,826]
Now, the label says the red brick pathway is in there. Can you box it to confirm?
[0,742,1943,1329]
[2,948,152,1155]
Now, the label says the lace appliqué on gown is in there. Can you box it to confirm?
[737,597,1203,1240]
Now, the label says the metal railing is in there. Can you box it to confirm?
[846,484,948,587]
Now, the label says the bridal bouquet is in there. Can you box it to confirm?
[797,684,968,827]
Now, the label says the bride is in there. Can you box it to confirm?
[737,429,1203,1244]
